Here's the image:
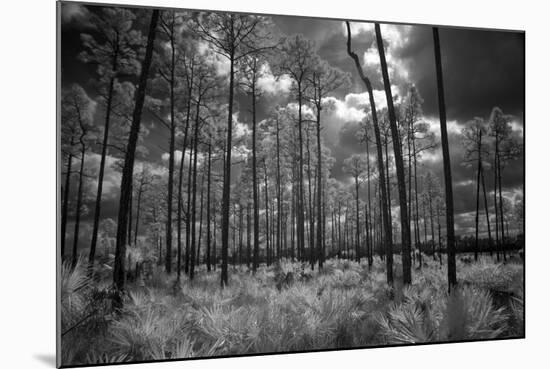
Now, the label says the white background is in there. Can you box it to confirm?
[0,0,547,368]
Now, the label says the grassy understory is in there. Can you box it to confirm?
[61,254,524,366]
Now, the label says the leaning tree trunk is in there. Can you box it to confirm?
[376,23,412,285]
[346,21,393,285]
[113,10,159,296]
[433,27,457,290]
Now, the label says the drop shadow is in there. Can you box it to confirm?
[33,353,56,367]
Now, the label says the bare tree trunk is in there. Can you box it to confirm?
[365,136,373,266]
[480,165,493,256]
[134,180,144,245]
[433,27,457,290]
[190,95,201,280]
[197,171,206,268]
[251,68,260,273]
[113,10,158,296]
[177,91,193,280]
[246,203,251,267]
[264,160,270,266]
[376,23,412,285]
[428,195,435,260]
[276,116,282,263]
[61,138,74,261]
[221,45,235,287]
[206,141,212,272]
[494,138,500,261]
[127,181,133,246]
[72,140,87,269]
[384,132,394,246]
[354,175,360,263]
[185,141,193,274]
[297,85,306,265]
[89,52,118,266]
[497,153,507,261]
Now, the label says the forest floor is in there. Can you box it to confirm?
[61,253,524,366]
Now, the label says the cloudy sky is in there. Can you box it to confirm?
[61,3,524,237]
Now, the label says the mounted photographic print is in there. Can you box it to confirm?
[57,1,525,367]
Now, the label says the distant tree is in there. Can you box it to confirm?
[343,154,367,263]
[461,117,491,260]
[422,171,441,259]
[489,107,522,261]
[309,59,350,268]
[61,85,96,267]
[194,13,273,287]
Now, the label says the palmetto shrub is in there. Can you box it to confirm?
[61,257,521,365]
[61,258,92,332]
[376,285,508,344]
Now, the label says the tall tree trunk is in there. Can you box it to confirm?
[251,71,260,273]
[355,175,360,263]
[197,171,206,268]
[497,153,507,261]
[474,128,482,261]
[165,25,176,274]
[428,195,435,260]
[113,10,158,296]
[306,132,315,269]
[190,95,201,280]
[276,116,282,264]
[72,141,86,269]
[433,27,457,290]
[384,132,393,245]
[494,138,500,261]
[127,182,133,246]
[89,51,118,266]
[61,138,74,261]
[177,91,193,280]
[185,141,193,274]
[246,203,251,267]
[264,161,270,266]
[413,136,421,265]
[221,44,235,287]
[297,85,306,265]
[376,23,412,285]
[365,135,373,266]
[206,141,212,272]
[480,165,493,256]
[134,181,144,245]
[346,22,393,285]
